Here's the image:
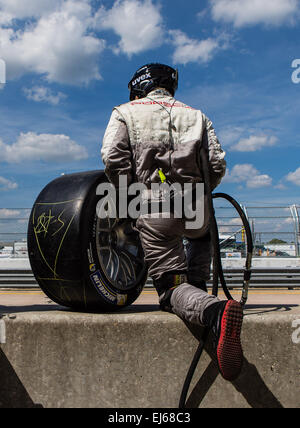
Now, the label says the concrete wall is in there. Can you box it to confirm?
[0,307,299,408]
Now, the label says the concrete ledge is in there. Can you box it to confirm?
[0,305,299,408]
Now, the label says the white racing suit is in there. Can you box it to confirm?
[101,88,227,324]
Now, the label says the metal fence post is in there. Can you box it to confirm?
[290,205,300,257]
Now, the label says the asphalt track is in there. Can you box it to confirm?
[1,288,300,316]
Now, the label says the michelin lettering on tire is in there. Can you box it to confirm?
[89,270,128,307]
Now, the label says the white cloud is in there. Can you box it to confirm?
[218,217,243,233]
[0,132,88,163]
[224,164,273,188]
[0,177,18,191]
[218,126,245,146]
[286,167,300,186]
[210,0,299,27]
[274,182,287,190]
[247,174,273,189]
[97,0,164,56]
[0,0,165,83]
[0,208,20,217]
[230,134,278,152]
[0,0,62,23]
[169,30,229,65]
[23,86,67,105]
[0,0,105,85]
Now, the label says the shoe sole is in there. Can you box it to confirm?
[217,300,244,381]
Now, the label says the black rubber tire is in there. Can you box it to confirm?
[27,171,148,311]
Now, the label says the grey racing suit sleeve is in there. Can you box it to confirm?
[204,116,227,190]
[101,109,133,188]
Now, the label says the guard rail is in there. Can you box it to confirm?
[0,269,299,289]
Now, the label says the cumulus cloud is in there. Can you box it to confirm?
[210,0,299,27]
[0,0,237,84]
[230,134,278,152]
[0,177,18,191]
[97,0,164,56]
[0,0,62,23]
[218,127,245,147]
[0,132,88,163]
[224,164,273,188]
[23,86,67,105]
[169,30,229,65]
[246,174,273,189]
[0,0,105,85]
[286,167,300,186]
[218,126,279,152]
[0,0,167,83]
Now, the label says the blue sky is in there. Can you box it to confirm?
[0,0,300,210]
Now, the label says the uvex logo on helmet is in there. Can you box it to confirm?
[128,63,178,101]
[131,73,151,87]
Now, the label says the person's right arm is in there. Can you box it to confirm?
[203,115,227,190]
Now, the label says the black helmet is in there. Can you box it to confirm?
[128,63,178,101]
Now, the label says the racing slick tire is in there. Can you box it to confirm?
[27,170,148,311]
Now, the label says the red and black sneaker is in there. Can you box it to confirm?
[204,300,244,381]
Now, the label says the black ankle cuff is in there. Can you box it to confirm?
[153,271,188,296]
[203,301,226,330]
[159,288,175,313]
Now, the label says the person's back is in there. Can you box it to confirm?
[115,89,205,187]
